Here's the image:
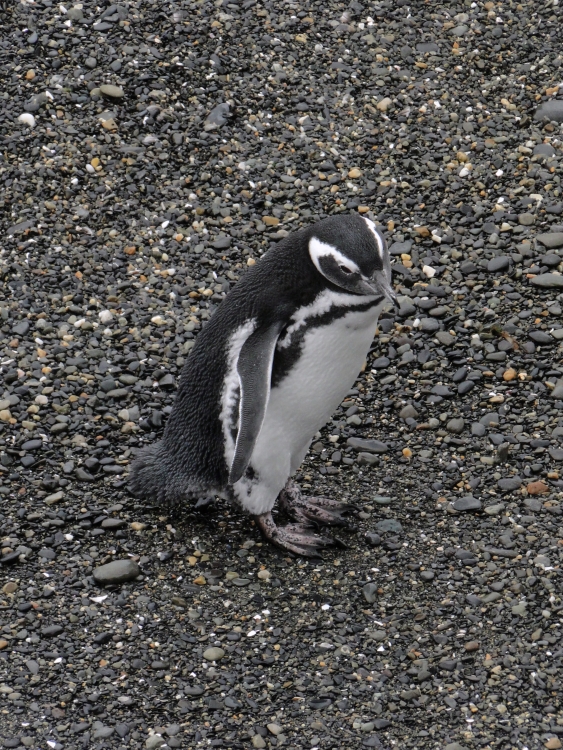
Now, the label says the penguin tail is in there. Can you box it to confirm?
[128,441,168,503]
[128,442,209,509]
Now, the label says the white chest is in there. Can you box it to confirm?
[272,303,383,431]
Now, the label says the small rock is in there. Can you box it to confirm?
[365,532,381,546]
[530,274,563,288]
[18,113,36,128]
[446,417,465,434]
[204,102,230,130]
[497,477,522,492]
[484,503,505,516]
[487,256,510,272]
[537,232,563,249]
[347,437,388,453]
[376,97,392,111]
[518,212,535,226]
[203,647,225,661]
[100,84,124,98]
[362,583,378,603]
[527,480,549,495]
[464,640,480,652]
[93,559,140,585]
[263,215,280,226]
[252,737,266,749]
[452,496,481,512]
[545,739,562,750]
[399,404,418,419]
[420,570,434,582]
[145,735,165,750]
[267,723,282,736]
[372,496,391,505]
[534,100,563,122]
[348,168,362,178]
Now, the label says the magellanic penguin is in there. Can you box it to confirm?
[129,212,396,556]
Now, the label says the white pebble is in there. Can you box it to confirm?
[18,113,36,127]
[459,167,470,178]
[98,309,113,323]
[422,265,436,278]
[151,315,165,325]
[35,395,48,405]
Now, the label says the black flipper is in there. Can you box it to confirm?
[228,322,283,485]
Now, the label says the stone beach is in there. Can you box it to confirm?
[2,0,563,748]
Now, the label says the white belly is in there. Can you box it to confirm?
[233,302,384,514]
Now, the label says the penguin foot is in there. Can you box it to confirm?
[279,481,357,527]
[254,512,346,558]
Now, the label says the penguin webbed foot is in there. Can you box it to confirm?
[279,481,357,527]
[254,512,346,558]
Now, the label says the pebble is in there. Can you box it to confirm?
[497,477,522,491]
[537,232,563,249]
[204,102,230,131]
[145,736,165,750]
[452,496,481,512]
[530,274,563,288]
[346,437,388,453]
[93,559,140,585]
[17,113,35,128]
[534,100,563,122]
[446,417,465,434]
[203,647,225,661]
[527,480,549,495]
[99,84,124,98]
[487,256,510,272]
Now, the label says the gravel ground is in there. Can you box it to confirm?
[2,1,563,749]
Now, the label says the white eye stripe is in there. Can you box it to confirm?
[309,237,360,275]
[363,217,385,260]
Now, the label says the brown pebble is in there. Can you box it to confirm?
[348,168,362,178]
[546,739,562,750]
[402,447,412,458]
[193,575,206,585]
[2,582,17,595]
[262,215,279,226]
[503,368,517,381]
[26,69,35,80]
[527,481,549,495]
[465,640,480,652]
[0,640,8,650]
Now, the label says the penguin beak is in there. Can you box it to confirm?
[359,272,398,307]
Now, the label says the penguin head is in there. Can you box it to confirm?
[307,213,396,302]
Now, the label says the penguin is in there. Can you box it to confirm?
[129,212,396,556]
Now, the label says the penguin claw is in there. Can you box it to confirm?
[254,513,345,557]
[279,482,357,527]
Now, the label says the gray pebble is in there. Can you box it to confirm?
[534,100,563,122]
[537,232,563,249]
[452,496,481,512]
[93,559,140,585]
[203,647,225,661]
[446,417,465,434]
[487,256,510,272]
[530,273,563,288]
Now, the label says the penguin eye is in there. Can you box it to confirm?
[339,264,353,275]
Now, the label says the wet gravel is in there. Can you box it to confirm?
[2,0,563,748]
